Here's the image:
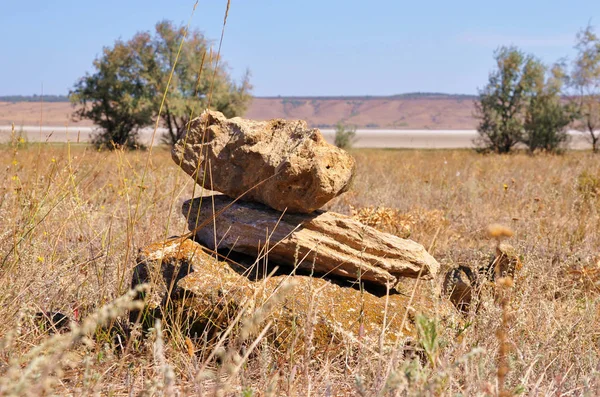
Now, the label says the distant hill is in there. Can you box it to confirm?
[259,92,478,101]
[245,94,477,129]
[1,93,477,103]
[0,93,479,129]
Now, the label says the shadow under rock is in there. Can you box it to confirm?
[192,236,399,299]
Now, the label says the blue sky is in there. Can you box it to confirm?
[1,0,599,96]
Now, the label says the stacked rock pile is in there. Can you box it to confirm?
[131,110,454,350]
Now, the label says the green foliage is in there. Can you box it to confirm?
[475,47,536,153]
[569,25,600,152]
[69,20,252,149]
[334,122,356,150]
[523,64,575,153]
[70,36,155,149]
[416,314,442,368]
[241,387,254,397]
[476,47,576,154]
[147,21,252,146]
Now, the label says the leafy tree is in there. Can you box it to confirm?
[70,35,155,149]
[70,20,252,149]
[523,63,574,153]
[569,25,600,152]
[334,122,357,150]
[146,21,252,146]
[475,47,537,153]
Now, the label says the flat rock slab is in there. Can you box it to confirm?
[131,237,454,352]
[171,110,355,213]
[182,194,440,287]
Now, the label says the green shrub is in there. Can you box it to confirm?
[334,122,356,150]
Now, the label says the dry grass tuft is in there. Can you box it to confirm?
[351,205,447,240]
[487,224,514,239]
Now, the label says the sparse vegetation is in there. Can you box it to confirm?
[147,21,252,146]
[475,47,533,153]
[569,25,600,153]
[2,140,600,394]
[69,33,156,149]
[69,20,252,149]
[5,4,600,394]
[523,63,575,153]
[476,47,580,154]
[334,122,357,150]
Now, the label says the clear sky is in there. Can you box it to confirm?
[1,0,599,96]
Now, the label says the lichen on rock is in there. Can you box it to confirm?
[131,237,454,353]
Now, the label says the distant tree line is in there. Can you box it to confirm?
[476,25,600,154]
[69,20,252,149]
[0,95,69,103]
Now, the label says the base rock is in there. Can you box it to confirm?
[130,237,454,352]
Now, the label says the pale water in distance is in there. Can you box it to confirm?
[0,125,593,149]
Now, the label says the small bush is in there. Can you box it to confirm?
[577,170,600,199]
[334,122,356,150]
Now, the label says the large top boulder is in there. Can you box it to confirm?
[171,110,356,213]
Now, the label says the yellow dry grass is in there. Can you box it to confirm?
[1,142,600,395]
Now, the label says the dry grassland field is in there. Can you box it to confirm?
[1,141,600,395]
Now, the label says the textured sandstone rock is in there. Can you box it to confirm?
[182,194,439,287]
[171,110,355,213]
[131,237,453,351]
